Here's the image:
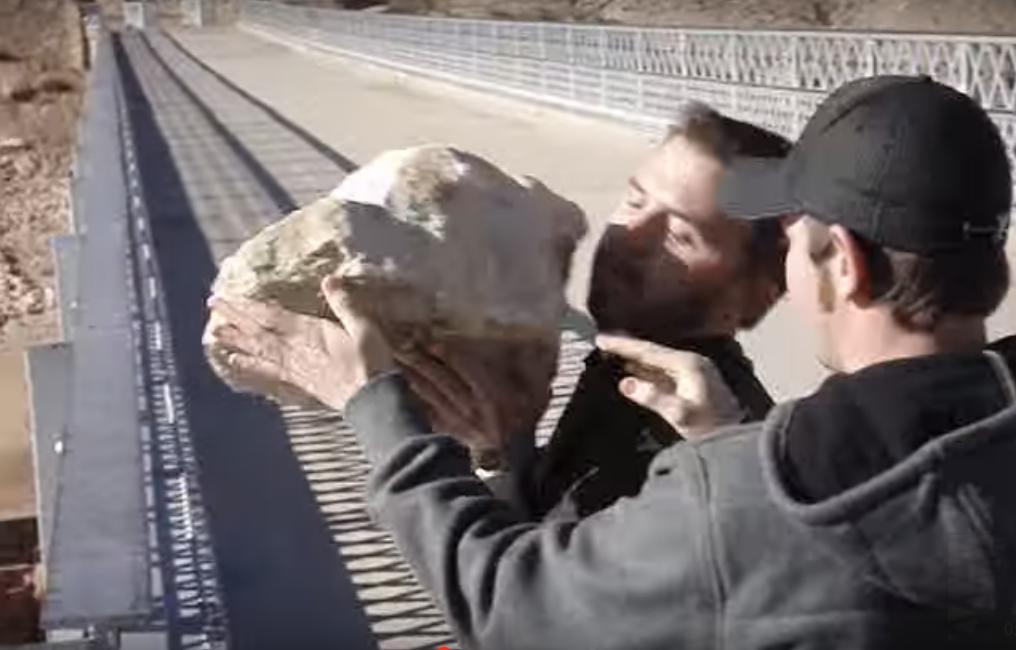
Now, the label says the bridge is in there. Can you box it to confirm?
[24,3,1016,648]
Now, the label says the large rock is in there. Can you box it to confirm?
[209,145,586,461]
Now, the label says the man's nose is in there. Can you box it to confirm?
[617,209,667,251]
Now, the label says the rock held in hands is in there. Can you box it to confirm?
[208,145,586,464]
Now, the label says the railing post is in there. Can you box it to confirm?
[565,25,573,65]
[566,25,576,100]
[515,24,523,87]
[635,29,644,73]
[635,30,645,112]
[679,31,689,78]
[864,37,876,77]
[472,20,480,77]
[728,34,739,83]
[956,42,972,97]
[539,22,547,93]
[600,27,609,68]
[600,27,609,109]
[788,37,800,88]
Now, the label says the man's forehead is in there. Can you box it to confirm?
[634,137,725,218]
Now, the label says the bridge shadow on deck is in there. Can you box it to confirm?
[113,27,599,649]
[114,31,380,650]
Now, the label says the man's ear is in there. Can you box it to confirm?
[827,225,871,304]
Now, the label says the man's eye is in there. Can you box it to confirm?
[668,230,695,248]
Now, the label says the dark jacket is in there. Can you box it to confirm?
[531,337,773,519]
[346,335,1016,649]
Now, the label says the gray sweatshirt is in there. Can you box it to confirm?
[345,338,1016,649]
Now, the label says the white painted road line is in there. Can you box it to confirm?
[163,383,176,425]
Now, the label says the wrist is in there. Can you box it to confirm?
[337,368,399,412]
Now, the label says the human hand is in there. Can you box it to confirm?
[596,333,745,440]
[395,345,503,451]
[203,276,395,412]
[395,339,554,466]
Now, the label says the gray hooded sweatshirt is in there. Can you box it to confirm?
[345,337,1016,649]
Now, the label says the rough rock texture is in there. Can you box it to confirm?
[210,145,586,431]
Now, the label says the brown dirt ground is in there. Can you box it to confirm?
[0,0,84,349]
[0,349,31,522]
[0,518,40,642]
[593,0,1016,33]
[381,0,1016,33]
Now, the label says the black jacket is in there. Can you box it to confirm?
[530,337,773,519]
[346,335,1016,649]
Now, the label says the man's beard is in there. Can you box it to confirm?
[587,246,715,343]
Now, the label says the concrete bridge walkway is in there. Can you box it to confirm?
[115,22,1016,649]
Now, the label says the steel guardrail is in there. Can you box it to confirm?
[241,1,1016,201]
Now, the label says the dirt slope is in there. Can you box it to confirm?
[0,1,84,643]
[351,0,1016,33]
[0,0,84,347]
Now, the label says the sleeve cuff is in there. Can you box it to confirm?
[345,371,436,464]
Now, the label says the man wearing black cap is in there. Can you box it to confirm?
[207,76,1016,649]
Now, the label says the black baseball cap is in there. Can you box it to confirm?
[718,75,1012,253]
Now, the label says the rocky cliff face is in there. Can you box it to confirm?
[330,0,1016,34]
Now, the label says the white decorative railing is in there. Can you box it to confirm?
[241,1,1016,190]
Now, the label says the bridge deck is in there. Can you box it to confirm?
[107,22,1016,648]
[116,27,594,649]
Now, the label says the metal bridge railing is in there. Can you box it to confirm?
[240,1,1016,198]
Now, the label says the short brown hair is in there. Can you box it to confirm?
[805,217,1010,330]
[667,102,792,328]
[665,102,792,163]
